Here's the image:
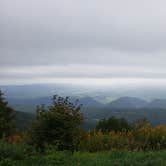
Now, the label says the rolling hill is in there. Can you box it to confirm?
[108,96,148,109]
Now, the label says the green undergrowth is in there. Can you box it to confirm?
[0,150,166,166]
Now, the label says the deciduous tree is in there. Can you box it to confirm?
[28,95,83,151]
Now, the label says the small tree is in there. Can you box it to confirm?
[28,95,83,151]
[133,118,151,129]
[0,90,15,138]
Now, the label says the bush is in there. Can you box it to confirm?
[78,124,166,152]
[0,140,36,160]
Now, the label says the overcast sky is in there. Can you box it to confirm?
[1,0,166,86]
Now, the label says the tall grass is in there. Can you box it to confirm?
[0,150,166,166]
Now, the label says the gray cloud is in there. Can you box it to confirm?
[1,0,166,84]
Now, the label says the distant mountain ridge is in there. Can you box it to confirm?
[108,97,166,109]
[7,95,166,111]
[74,96,104,107]
[108,96,148,109]
[7,96,52,106]
[7,96,103,106]
[7,96,104,113]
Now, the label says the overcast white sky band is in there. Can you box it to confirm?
[1,65,166,78]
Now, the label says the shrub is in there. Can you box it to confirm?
[78,124,166,152]
[0,140,36,160]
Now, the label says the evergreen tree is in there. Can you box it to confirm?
[0,90,15,138]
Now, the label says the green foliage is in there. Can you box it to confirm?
[0,90,15,138]
[0,150,166,166]
[0,140,36,161]
[96,116,131,132]
[27,95,83,151]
